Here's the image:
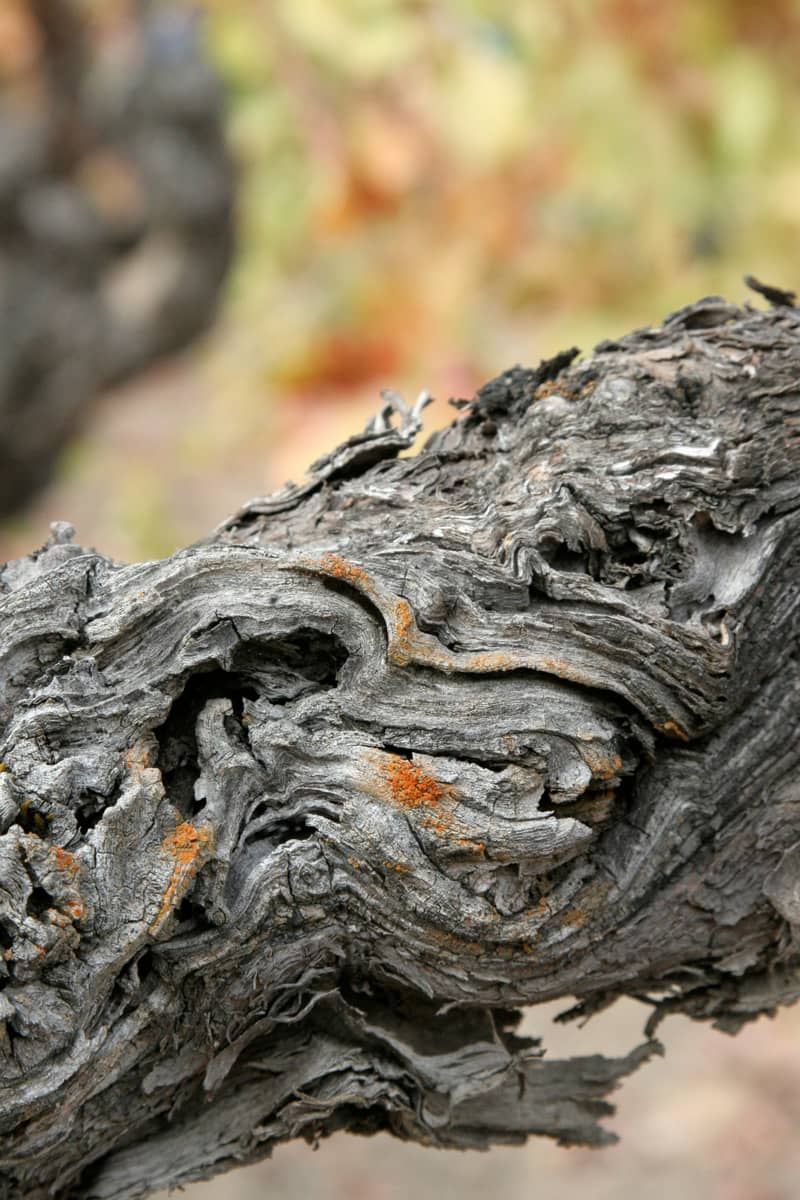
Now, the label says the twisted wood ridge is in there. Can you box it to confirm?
[1,296,799,1198]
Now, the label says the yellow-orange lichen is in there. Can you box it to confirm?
[152,821,213,930]
[53,846,79,878]
[318,553,371,588]
[377,754,459,839]
[466,650,515,672]
[582,749,623,783]
[379,756,447,810]
[541,655,599,689]
[123,742,152,772]
[392,598,413,649]
[40,846,86,925]
[383,859,409,874]
[419,811,454,836]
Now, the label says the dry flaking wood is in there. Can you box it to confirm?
[0,294,799,1198]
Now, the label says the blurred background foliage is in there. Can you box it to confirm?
[209,0,799,365]
[3,0,800,562]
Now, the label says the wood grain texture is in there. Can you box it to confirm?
[0,295,798,1197]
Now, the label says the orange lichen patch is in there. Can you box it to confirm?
[540,655,573,676]
[656,719,690,742]
[581,748,623,783]
[123,742,152,772]
[454,649,595,683]
[162,821,212,869]
[151,822,214,932]
[419,810,454,836]
[383,859,409,874]
[539,655,601,690]
[0,762,7,773]
[64,898,86,922]
[384,597,420,666]
[386,601,469,673]
[378,756,449,810]
[52,846,79,879]
[393,598,413,648]
[464,650,516,672]
[317,553,371,588]
[375,753,460,842]
[539,656,559,671]
[48,846,86,924]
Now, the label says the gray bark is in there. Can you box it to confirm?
[0,293,798,1198]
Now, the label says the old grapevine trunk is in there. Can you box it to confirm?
[0,295,799,1198]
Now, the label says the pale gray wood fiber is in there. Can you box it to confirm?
[0,295,798,1198]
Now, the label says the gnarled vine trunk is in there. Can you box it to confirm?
[0,294,798,1198]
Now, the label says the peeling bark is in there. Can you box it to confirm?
[0,294,798,1198]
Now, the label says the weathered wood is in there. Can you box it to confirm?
[0,294,798,1198]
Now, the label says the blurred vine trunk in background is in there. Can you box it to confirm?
[0,0,234,518]
[0,293,797,1199]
